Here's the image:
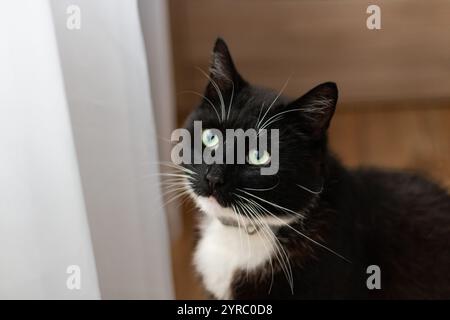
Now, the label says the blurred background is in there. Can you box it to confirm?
[1,0,448,299]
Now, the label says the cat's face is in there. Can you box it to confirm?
[181,38,338,225]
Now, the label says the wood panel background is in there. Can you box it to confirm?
[167,0,450,299]
[169,0,450,121]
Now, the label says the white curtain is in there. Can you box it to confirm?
[0,0,174,299]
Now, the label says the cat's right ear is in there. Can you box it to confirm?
[205,38,246,98]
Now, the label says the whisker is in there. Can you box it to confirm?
[196,67,226,122]
[161,184,191,198]
[237,198,293,293]
[159,181,191,188]
[226,80,235,121]
[253,209,293,293]
[259,109,299,131]
[162,188,192,208]
[242,180,279,192]
[234,201,252,278]
[259,97,333,130]
[178,90,221,123]
[256,76,291,130]
[241,195,351,263]
[237,199,276,293]
[231,203,244,254]
[156,162,197,175]
[255,102,266,128]
[152,173,196,179]
[259,114,284,132]
[296,183,324,195]
[237,188,305,219]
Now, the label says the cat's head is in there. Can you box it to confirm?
[180,38,338,226]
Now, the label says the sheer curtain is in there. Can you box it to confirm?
[0,0,174,299]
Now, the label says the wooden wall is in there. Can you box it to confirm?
[169,0,450,118]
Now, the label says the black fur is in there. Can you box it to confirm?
[183,38,450,299]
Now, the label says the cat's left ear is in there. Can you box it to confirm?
[288,82,338,138]
[206,38,246,97]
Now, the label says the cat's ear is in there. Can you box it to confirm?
[206,38,246,97]
[288,82,338,138]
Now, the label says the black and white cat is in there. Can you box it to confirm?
[180,38,450,299]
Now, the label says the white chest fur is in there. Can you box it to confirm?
[194,217,275,299]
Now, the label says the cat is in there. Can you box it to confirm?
[178,38,450,299]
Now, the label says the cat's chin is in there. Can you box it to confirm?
[194,195,296,227]
[195,196,235,220]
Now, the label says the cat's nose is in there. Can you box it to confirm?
[205,171,224,190]
[205,165,225,191]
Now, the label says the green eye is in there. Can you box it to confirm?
[202,129,219,148]
[248,149,271,166]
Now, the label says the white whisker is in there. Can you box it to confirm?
[179,90,221,123]
[237,188,305,219]
[226,80,235,121]
[242,180,279,192]
[238,197,294,293]
[296,183,323,195]
[256,76,291,130]
[197,67,226,122]
[241,194,351,263]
